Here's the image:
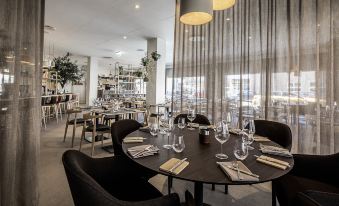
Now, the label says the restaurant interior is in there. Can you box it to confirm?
[1,0,339,206]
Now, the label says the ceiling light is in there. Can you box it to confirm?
[213,0,236,10]
[226,18,231,21]
[123,36,127,39]
[135,4,140,9]
[115,51,122,57]
[180,0,213,26]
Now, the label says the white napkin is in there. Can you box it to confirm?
[217,161,259,182]
[259,144,292,157]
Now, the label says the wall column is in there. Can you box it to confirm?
[86,56,99,105]
[146,38,166,106]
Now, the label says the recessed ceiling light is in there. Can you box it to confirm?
[135,4,140,9]
[123,36,127,39]
[115,51,122,56]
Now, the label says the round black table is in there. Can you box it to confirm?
[122,127,294,206]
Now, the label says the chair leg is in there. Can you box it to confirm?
[272,182,276,206]
[211,184,215,191]
[168,176,173,195]
[91,131,96,156]
[71,124,76,148]
[63,122,69,142]
[79,129,85,151]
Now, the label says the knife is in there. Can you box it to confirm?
[169,158,187,173]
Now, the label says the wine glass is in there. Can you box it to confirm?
[214,121,230,159]
[149,123,158,137]
[233,138,249,175]
[172,135,185,153]
[187,109,196,130]
[163,117,174,149]
[159,111,168,135]
[178,117,186,130]
[247,119,255,150]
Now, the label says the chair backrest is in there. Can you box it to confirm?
[62,150,118,206]
[111,119,142,156]
[173,113,211,125]
[254,120,292,151]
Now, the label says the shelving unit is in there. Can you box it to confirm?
[97,63,146,99]
[42,67,58,95]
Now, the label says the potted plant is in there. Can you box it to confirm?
[135,70,143,78]
[118,66,124,75]
[140,51,161,82]
[53,52,83,93]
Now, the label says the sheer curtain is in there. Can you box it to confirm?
[172,0,339,155]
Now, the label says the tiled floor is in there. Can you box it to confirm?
[39,118,274,206]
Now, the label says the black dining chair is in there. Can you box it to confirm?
[111,119,157,180]
[254,119,292,151]
[173,113,211,125]
[62,150,182,206]
[252,120,293,206]
[274,153,339,206]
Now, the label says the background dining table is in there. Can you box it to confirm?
[122,127,294,206]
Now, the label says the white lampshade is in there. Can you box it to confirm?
[180,0,213,26]
[213,0,236,10]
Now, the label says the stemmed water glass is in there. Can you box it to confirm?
[242,119,255,150]
[187,109,196,130]
[214,121,230,159]
[149,123,158,137]
[172,135,185,153]
[178,117,186,130]
[163,117,174,149]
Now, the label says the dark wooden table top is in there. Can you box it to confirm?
[122,127,294,185]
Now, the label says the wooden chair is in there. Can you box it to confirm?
[79,113,111,156]
[63,109,87,148]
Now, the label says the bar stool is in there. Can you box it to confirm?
[63,109,89,147]
[79,113,111,156]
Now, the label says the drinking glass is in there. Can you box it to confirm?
[233,139,249,170]
[149,123,158,137]
[214,121,230,159]
[247,119,255,150]
[159,111,168,135]
[163,118,174,149]
[172,135,185,153]
[187,109,196,130]
[178,117,186,130]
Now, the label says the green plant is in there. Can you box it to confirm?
[118,66,124,75]
[140,51,161,81]
[135,70,143,77]
[53,52,83,90]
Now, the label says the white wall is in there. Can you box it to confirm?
[86,56,99,105]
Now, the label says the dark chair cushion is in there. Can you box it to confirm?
[69,118,92,125]
[297,191,339,206]
[173,114,210,125]
[274,175,339,206]
[86,124,110,132]
[254,120,292,150]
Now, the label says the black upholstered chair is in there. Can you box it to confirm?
[111,119,157,180]
[274,153,339,206]
[62,150,181,206]
[254,119,292,151]
[173,113,210,125]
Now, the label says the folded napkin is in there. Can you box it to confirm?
[159,158,189,175]
[229,128,242,135]
[217,161,259,182]
[127,144,159,158]
[253,135,271,142]
[259,144,292,157]
[256,155,290,170]
[123,137,145,144]
[188,122,199,128]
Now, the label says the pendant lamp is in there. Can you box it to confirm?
[180,0,213,26]
[213,0,236,10]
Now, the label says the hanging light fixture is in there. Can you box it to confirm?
[213,0,236,10]
[180,0,213,26]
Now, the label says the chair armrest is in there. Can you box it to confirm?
[297,191,339,206]
[291,153,339,187]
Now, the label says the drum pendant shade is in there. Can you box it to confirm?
[213,0,236,10]
[180,0,213,26]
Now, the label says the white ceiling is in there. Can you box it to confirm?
[44,0,176,68]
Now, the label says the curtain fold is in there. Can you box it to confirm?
[172,0,339,154]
